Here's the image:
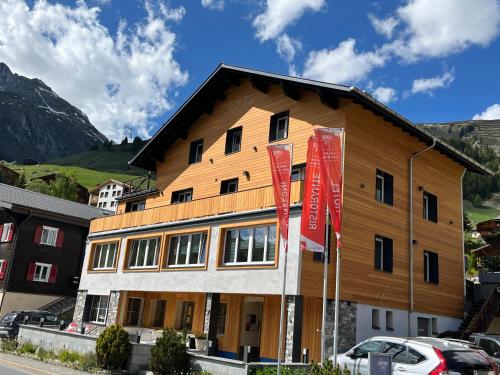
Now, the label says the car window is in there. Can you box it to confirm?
[479,339,500,356]
[407,348,426,364]
[1,313,17,324]
[354,341,384,358]
[442,350,491,370]
[382,342,407,363]
[44,314,57,323]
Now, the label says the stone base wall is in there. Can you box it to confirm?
[324,300,357,358]
[285,295,296,363]
[106,290,121,326]
[72,290,87,330]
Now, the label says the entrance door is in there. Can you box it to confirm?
[239,297,264,361]
[417,317,430,336]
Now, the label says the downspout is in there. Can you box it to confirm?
[0,210,33,313]
[408,139,436,336]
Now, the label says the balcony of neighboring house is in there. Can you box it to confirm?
[89,180,304,234]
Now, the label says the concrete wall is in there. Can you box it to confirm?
[355,303,462,344]
[190,353,247,375]
[80,211,302,296]
[18,325,96,354]
[1,292,60,317]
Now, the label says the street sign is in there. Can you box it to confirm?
[369,352,392,375]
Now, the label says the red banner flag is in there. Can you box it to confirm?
[314,128,344,244]
[300,136,326,252]
[267,144,292,252]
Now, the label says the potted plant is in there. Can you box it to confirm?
[194,332,207,351]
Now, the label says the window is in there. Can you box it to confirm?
[166,233,207,267]
[105,192,109,197]
[175,301,194,330]
[103,202,107,208]
[225,127,242,154]
[151,299,167,327]
[223,225,277,265]
[432,318,438,335]
[372,309,380,329]
[117,191,122,196]
[126,297,143,326]
[269,111,289,142]
[112,191,116,197]
[407,349,426,364]
[112,184,116,189]
[375,169,393,205]
[126,200,145,212]
[171,188,193,204]
[220,178,238,194]
[89,295,109,324]
[375,235,393,273]
[382,342,407,363]
[424,250,439,284]
[217,303,228,336]
[386,311,394,330]
[352,341,384,358]
[100,192,104,198]
[478,338,500,357]
[189,139,203,164]
[0,223,13,242]
[128,237,160,268]
[92,242,118,270]
[40,226,59,247]
[34,263,51,283]
[110,201,115,207]
[423,191,438,222]
[107,185,110,190]
[291,164,306,182]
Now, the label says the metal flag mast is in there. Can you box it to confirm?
[320,208,330,364]
[277,143,293,375]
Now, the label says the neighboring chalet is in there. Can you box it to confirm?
[74,65,490,363]
[0,183,107,318]
[88,179,130,213]
[0,164,20,186]
[476,217,500,238]
[32,173,90,204]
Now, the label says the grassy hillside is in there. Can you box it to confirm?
[464,200,500,225]
[49,150,144,175]
[6,163,140,190]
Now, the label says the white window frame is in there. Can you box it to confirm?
[89,295,109,324]
[92,242,118,270]
[222,225,276,266]
[276,115,289,139]
[376,171,384,202]
[40,226,59,247]
[177,190,192,203]
[166,233,207,268]
[1,223,12,242]
[34,262,52,283]
[128,237,160,269]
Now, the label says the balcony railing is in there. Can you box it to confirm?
[90,180,304,233]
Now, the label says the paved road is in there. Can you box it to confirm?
[0,352,91,375]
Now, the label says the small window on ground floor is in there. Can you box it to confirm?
[217,303,228,336]
[175,301,194,331]
[150,299,167,328]
[372,309,380,329]
[89,295,109,324]
[386,310,394,330]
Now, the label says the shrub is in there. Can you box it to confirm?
[96,324,131,370]
[1,339,18,352]
[59,349,81,363]
[36,347,56,361]
[17,342,36,354]
[254,366,307,375]
[310,362,351,375]
[78,352,99,372]
[150,328,189,375]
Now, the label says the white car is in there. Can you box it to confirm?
[335,336,496,375]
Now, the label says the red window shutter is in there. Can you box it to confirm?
[0,225,3,241]
[48,266,58,284]
[7,224,14,242]
[26,263,36,281]
[55,229,64,248]
[0,261,7,279]
[33,226,43,245]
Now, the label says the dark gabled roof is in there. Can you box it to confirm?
[130,64,491,175]
[0,183,108,222]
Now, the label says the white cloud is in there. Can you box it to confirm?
[473,104,500,120]
[0,0,188,142]
[393,0,500,61]
[158,2,185,22]
[276,34,302,62]
[302,39,388,84]
[252,0,325,42]
[372,86,397,104]
[368,14,399,39]
[410,69,455,95]
[201,0,224,11]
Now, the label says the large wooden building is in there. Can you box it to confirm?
[73,65,489,363]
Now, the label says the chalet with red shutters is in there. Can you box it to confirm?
[0,183,107,318]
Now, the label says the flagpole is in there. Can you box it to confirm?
[277,144,292,375]
[321,208,330,364]
[333,130,346,366]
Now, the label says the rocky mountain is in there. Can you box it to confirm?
[421,119,500,155]
[0,62,107,162]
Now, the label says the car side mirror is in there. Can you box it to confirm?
[493,352,500,358]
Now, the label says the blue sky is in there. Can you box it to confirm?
[1,0,499,141]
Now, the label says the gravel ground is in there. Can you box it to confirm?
[0,351,99,375]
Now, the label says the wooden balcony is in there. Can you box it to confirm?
[90,181,304,233]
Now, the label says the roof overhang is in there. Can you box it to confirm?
[130,64,491,176]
